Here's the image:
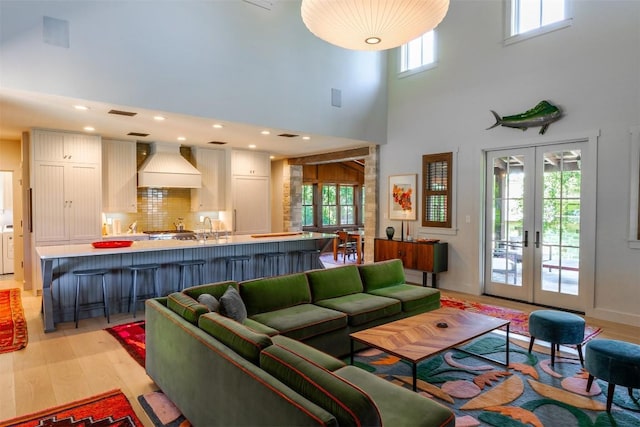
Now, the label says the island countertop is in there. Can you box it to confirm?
[36,231,336,332]
[36,232,335,259]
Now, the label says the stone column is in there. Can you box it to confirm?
[363,145,379,263]
[283,161,303,232]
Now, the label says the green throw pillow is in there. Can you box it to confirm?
[167,292,209,324]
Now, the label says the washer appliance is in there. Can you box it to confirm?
[1,225,14,274]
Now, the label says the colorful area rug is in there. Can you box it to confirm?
[0,288,28,354]
[138,391,191,427]
[353,335,640,426]
[105,320,146,368]
[0,389,144,427]
[440,295,602,342]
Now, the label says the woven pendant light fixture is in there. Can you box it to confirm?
[300,0,450,51]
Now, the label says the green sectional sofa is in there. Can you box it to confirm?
[145,259,454,426]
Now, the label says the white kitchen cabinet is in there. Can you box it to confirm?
[191,147,226,211]
[232,149,270,177]
[31,129,102,244]
[33,162,102,242]
[102,139,137,213]
[232,175,270,234]
[32,129,101,164]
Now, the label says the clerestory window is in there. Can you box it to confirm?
[506,0,572,44]
[399,30,437,77]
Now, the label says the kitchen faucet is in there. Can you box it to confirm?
[202,216,216,240]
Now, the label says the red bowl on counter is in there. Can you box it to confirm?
[91,240,134,249]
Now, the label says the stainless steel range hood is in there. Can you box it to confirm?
[138,142,202,188]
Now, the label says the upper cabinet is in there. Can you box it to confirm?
[232,149,270,177]
[191,147,226,212]
[30,129,102,244]
[32,129,102,164]
[102,139,137,213]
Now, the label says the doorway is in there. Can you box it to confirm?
[484,138,597,312]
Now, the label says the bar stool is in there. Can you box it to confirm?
[126,263,161,318]
[225,255,251,281]
[292,249,321,272]
[256,252,286,277]
[72,268,110,328]
[177,259,205,291]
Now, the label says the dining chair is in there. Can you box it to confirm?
[336,231,357,263]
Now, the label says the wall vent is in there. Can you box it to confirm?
[207,141,227,145]
[109,109,137,116]
[128,132,149,137]
[278,133,299,138]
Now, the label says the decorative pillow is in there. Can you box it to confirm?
[197,293,220,313]
[220,285,247,322]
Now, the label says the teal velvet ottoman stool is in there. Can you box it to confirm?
[528,309,585,367]
[585,339,640,413]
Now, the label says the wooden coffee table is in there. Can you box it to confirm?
[350,307,510,391]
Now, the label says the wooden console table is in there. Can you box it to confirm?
[374,238,448,288]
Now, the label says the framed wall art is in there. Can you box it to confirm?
[389,174,417,221]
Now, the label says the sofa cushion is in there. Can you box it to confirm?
[335,365,455,427]
[250,304,347,341]
[240,273,311,316]
[358,259,405,291]
[197,293,220,312]
[243,318,280,336]
[367,284,440,312]
[315,293,401,326]
[306,265,363,302]
[220,285,247,322]
[271,335,346,372]
[260,345,382,427]
[167,292,209,324]
[199,312,272,365]
[184,281,238,300]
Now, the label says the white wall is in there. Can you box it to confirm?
[382,1,640,325]
[0,0,388,144]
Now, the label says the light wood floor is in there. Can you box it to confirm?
[1,275,639,425]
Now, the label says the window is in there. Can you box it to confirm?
[320,184,359,227]
[399,30,436,76]
[302,184,314,227]
[361,186,366,224]
[422,152,452,228]
[506,0,572,44]
[339,185,355,225]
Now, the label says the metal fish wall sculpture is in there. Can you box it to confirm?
[486,100,562,135]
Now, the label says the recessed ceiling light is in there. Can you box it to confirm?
[83,126,95,132]
[212,123,224,129]
[177,136,186,141]
[153,116,166,121]
[74,105,89,111]
[302,136,311,140]
[260,130,270,135]
[249,144,257,149]
[270,155,275,159]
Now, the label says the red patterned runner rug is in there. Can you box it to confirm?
[0,389,144,427]
[106,320,146,367]
[440,295,602,342]
[0,288,28,354]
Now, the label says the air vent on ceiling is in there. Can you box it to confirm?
[128,132,149,137]
[278,133,299,138]
[207,141,227,145]
[109,109,137,116]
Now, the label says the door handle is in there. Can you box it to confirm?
[524,231,529,248]
[233,209,237,233]
[535,231,540,248]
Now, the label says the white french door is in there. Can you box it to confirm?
[484,140,596,312]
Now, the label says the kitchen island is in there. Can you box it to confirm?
[37,232,335,332]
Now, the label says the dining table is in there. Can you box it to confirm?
[333,230,364,264]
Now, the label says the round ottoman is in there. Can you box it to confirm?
[585,339,640,412]
[528,309,585,366]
